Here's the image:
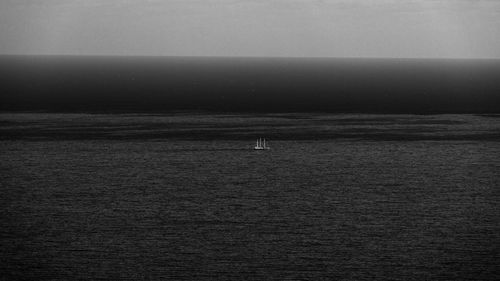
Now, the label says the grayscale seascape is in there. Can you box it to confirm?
[2,0,500,279]
[1,113,499,280]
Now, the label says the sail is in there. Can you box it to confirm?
[254,137,269,150]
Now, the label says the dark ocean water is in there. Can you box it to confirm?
[1,113,499,280]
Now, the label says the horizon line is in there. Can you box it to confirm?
[1,54,500,61]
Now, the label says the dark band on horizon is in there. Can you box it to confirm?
[1,56,499,113]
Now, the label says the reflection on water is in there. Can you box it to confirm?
[1,113,500,141]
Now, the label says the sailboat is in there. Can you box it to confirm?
[254,138,270,150]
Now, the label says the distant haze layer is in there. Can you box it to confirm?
[1,56,499,113]
[1,0,500,58]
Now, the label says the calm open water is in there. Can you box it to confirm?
[1,113,499,280]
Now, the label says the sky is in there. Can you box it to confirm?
[0,0,499,58]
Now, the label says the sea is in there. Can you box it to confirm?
[1,112,499,280]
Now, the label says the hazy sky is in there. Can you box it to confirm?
[1,0,499,58]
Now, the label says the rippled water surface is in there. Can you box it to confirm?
[1,113,499,280]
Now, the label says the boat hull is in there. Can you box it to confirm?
[254,147,270,150]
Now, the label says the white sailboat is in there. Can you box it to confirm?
[254,138,270,150]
